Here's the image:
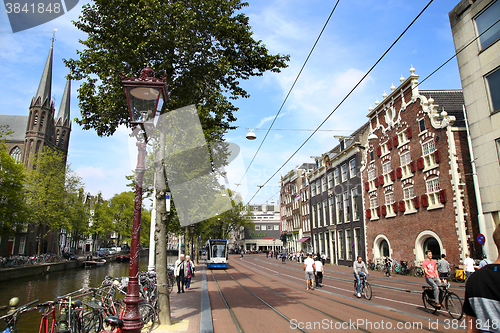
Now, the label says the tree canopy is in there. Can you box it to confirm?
[64,0,289,138]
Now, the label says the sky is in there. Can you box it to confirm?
[0,0,464,207]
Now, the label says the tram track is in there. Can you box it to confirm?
[210,268,310,333]
[230,257,455,332]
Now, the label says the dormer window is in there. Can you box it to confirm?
[340,140,345,151]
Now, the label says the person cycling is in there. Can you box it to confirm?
[353,255,369,298]
[422,250,444,308]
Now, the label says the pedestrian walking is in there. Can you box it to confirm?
[174,254,187,293]
[478,254,491,269]
[314,254,324,288]
[384,256,392,277]
[463,224,500,333]
[464,253,475,279]
[281,250,286,264]
[184,255,195,290]
[437,254,450,281]
[321,252,326,265]
[303,253,315,290]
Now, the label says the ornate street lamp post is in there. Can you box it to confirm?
[121,66,169,333]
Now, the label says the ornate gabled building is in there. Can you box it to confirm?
[0,40,71,256]
[280,162,315,253]
[361,66,479,267]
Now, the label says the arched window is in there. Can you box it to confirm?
[423,237,441,260]
[40,112,45,128]
[32,114,38,129]
[9,147,22,162]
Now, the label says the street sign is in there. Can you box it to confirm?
[166,192,171,212]
[477,233,486,245]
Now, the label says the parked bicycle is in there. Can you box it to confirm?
[422,283,463,319]
[0,298,38,333]
[353,275,372,300]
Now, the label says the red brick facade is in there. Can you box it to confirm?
[361,69,479,267]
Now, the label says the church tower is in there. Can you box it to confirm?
[54,79,71,164]
[22,37,71,168]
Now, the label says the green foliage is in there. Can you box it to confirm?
[108,191,151,246]
[25,148,68,233]
[199,190,253,241]
[64,0,289,138]
[0,143,26,233]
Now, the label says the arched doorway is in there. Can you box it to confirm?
[414,230,444,263]
[373,235,392,261]
[423,237,441,260]
[380,240,390,257]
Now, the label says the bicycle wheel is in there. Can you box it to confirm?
[362,283,372,300]
[139,303,156,333]
[168,274,175,294]
[422,291,437,314]
[446,292,463,320]
[81,309,102,333]
[353,281,358,295]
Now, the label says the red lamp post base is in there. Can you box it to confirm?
[122,277,143,333]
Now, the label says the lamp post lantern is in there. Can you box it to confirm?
[121,66,169,333]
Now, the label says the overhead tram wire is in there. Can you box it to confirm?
[236,0,341,189]
[245,0,435,204]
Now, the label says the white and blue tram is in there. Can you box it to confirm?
[206,239,228,269]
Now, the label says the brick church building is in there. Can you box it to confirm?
[0,40,71,256]
[361,66,479,267]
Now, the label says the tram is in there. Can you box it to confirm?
[206,239,228,269]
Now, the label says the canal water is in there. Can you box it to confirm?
[0,256,176,331]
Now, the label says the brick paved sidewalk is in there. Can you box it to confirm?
[152,265,212,333]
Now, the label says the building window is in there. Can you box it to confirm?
[317,179,322,194]
[311,182,316,197]
[341,164,348,182]
[267,225,273,230]
[338,230,344,259]
[323,200,328,225]
[255,225,260,230]
[343,192,350,222]
[422,139,438,170]
[322,177,327,192]
[354,228,361,258]
[368,168,377,191]
[486,67,500,114]
[496,138,500,164]
[274,225,280,230]
[334,168,340,186]
[349,159,356,178]
[336,194,343,223]
[369,150,374,161]
[380,141,389,156]
[426,178,443,208]
[370,197,378,219]
[419,119,426,133]
[346,229,352,260]
[10,147,22,162]
[329,197,335,224]
[398,129,409,146]
[21,222,28,233]
[328,173,333,189]
[19,237,26,255]
[351,188,359,221]
[474,0,500,50]
[403,185,416,212]
[400,151,413,178]
[382,161,392,185]
[318,202,323,227]
[385,192,395,217]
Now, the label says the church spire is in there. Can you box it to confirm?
[56,79,71,128]
[33,32,55,107]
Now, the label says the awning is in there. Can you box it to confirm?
[296,237,310,243]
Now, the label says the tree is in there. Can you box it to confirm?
[65,0,289,324]
[108,191,151,247]
[0,143,26,234]
[25,148,68,254]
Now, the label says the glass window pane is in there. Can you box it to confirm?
[475,1,500,49]
[486,68,500,113]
